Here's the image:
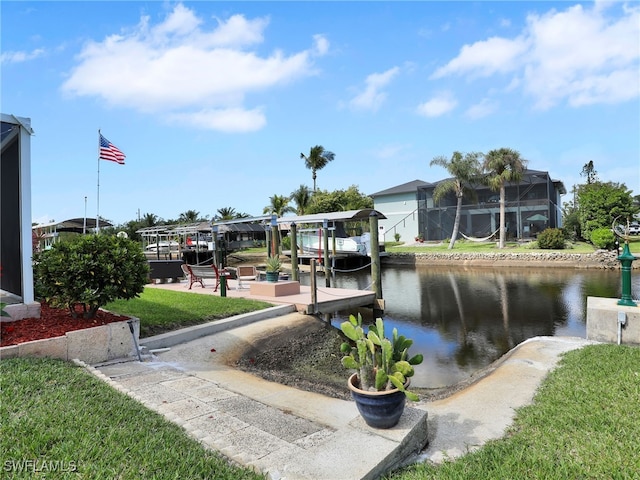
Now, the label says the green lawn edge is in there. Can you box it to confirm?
[105,287,273,337]
[0,358,265,479]
[386,344,640,479]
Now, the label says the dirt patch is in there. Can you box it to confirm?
[232,315,474,402]
[234,317,353,400]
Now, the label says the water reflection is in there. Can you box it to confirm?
[317,265,639,389]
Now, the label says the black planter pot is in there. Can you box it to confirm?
[348,373,407,429]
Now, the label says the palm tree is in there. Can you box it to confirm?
[141,213,159,227]
[216,207,237,221]
[263,194,295,217]
[430,152,482,249]
[483,148,528,248]
[178,210,200,223]
[300,145,335,192]
[291,184,312,215]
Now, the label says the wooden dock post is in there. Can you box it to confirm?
[310,259,318,314]
[290,222,299,282]
[369,211,384,316]
[323,219,330,288]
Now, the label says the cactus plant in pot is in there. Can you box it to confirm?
[265,256,282,282]
[340,313,423,429]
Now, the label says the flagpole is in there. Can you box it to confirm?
[97,129,100,234]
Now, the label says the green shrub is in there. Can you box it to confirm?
[590,227,615,249]
[280,235,291,251]
[394,233,401,242]
[34,235,149,319]
[536,228,566,249]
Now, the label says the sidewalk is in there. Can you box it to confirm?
[82,310,595,479]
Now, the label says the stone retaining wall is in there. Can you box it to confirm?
[0,317,140,364]
[384,250,635,269]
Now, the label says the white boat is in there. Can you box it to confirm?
[145,241,180,253]
[298,231,368,256]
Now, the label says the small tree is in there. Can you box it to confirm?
[34,235,149,319]
[577,181,637,240]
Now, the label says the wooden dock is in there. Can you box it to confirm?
[147,278,377,315]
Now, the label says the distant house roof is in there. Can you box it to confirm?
[370,180,431,197]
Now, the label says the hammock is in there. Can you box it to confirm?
[459,228,500,242]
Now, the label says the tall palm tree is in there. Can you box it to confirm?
[290,184,312,215]
[263,194,294,217]
[300,145,335,192]
[430,152,482,249]
[483,148,528,248]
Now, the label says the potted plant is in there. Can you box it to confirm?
[340,313,423,429]
[264,256,282,282]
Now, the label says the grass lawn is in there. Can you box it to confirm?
[105,288,273,337]
[0,358,264,480]
[387,344,640,479]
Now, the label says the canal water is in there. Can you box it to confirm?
[302,265,640,389]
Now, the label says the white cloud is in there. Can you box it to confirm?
[1,48,45,64]
[349,66,400,112]
[61,3,327,132]
[313,34,330,56]
[416,92,457,117]
[431,2,640,110]
[431,36,529,79]
[464,98,499,119]
[167,107,266,133]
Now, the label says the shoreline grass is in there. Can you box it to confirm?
[105,288,272,337]
[387,344,640,479]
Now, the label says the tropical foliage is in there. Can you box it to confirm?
[430,151,483,249]
[263,194,294,217]
[483,148,528,248]
[307,185,373,214]
[300,145,335,192]
[291,184,312,215]
[576,181,637,240]
[178,210,207,223]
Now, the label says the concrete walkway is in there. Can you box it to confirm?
[81,311,596,479]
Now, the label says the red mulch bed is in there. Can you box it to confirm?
[1,302,129,347]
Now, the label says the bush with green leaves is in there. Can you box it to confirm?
[536,228,566,249]
[280,234,291,251]
[34,235,149,319]
[590,228,616,250]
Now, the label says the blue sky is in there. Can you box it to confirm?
[2,1,639,226]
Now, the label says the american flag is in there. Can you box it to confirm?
[99,133,126,165]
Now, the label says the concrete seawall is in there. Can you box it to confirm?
[384,250,635,269]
